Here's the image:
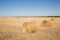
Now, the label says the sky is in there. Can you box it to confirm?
[0,0,60,17]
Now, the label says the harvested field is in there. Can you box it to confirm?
[0,17,60,40]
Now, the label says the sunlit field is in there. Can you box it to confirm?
[0,17,60,40]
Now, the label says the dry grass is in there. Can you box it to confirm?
[0,17,60,40]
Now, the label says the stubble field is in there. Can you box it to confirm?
[0,17,60,40]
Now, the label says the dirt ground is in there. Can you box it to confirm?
[0,17,60,40]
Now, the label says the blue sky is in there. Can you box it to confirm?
[0,0,60,17]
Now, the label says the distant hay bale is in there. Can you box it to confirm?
[22,21,38,34]
[50,18,55,21]
[41,20,52,27]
